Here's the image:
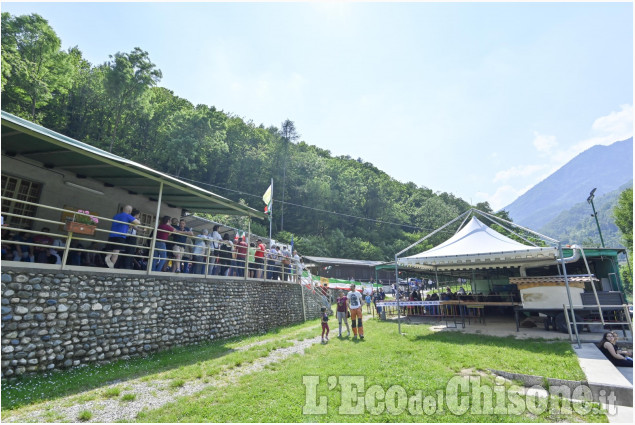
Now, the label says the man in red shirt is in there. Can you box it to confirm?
[254,238,266,279]
[152,216,174,272]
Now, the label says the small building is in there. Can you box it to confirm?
[303,256,388,283]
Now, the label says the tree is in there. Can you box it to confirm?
[104,47,162,152]
[613,187,633,253]
[613,188,633,300]
[279,119,300,231]
[1,12,71,121]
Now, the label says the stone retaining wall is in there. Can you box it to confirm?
[1,267,325,378]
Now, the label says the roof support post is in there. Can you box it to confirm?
[147,181,163,275]
[61,232,73,270]
[558,242,581,348]
[245,217,251,282]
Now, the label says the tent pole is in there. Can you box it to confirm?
[475,209,559,244]
[396,208,472,257]
[434,267,440,293]
[454,211,472,235]
[395,254,402,335]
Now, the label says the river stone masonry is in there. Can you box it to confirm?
[1,267,324,378]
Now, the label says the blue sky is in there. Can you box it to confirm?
[2,1,633,210]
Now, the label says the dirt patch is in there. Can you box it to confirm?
[1,337,322,423]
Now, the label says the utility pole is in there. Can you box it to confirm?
[587,188,605,248]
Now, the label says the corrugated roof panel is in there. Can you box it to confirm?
[1,111,266,219]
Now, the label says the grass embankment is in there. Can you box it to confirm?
[2,318,605,423]
[1,321,314,411]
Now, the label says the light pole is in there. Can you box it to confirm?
[587,188,605,248]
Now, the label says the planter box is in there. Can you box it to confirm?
[65,220,96,236]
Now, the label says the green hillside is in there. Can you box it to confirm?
[539,181,632,248]
[1,12,475,260]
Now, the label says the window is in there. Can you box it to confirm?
[1,174,43,229]
[138,212,156,235]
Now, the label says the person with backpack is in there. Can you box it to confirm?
[347,284,365,340]
[336,291,350,337]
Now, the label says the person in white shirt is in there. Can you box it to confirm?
[280,245,292,281]
[210,225,222,275]
[347,284,365,340]
[292,250,301,282]
[192,229,210,274]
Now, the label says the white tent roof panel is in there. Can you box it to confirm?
[398,217,558,271]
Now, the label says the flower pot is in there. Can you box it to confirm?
[65,220,96,236]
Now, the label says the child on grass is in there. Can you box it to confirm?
[321,307,329,343]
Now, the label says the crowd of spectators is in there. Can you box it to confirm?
[1,213,304,281]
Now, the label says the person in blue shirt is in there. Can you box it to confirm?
[104,205,140,268]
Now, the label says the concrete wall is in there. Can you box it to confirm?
[2,155,181,237]
[1,266,324,378]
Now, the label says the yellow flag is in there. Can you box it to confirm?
[262,184,272,206]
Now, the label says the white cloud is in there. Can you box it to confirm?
[532,131,558,153]
[494,164,547,183]
[592,104,633,135]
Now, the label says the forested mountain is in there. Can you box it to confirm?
[1,12,482,260]
[503,138,634,231]
[538,181,633,248]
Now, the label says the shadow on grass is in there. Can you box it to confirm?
[377,318,575,357]
[1,320,318,411]
[411,331,574,357]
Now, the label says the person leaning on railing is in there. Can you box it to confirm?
[152,216,174,272]
[292,250,301,282]
[254,238,266,279]
[122,208,141,270]
[104,205,141,269]
[247,242,256,278]
[210,225,222,275]
[171,218,193,273]
[191,228,210,275]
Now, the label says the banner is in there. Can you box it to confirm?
[377,301,441,307]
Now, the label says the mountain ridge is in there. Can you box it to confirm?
[503,137,633,232]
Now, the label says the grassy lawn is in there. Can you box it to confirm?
[2,317,607,422]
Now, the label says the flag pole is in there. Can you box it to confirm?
[269,178,273,242]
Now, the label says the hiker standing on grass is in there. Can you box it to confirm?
[336,291,350,337]
[347,284,364,340]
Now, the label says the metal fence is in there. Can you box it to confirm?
[1,196,302,282]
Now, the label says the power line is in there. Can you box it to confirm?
[170,174,431,231]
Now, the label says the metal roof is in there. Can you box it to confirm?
[1,111,266,219]
[303,256,384,267]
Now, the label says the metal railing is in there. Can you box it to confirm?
[563,303,633,343]
[1,196,302,282]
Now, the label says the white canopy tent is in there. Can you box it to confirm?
[392,209,586,346]
[397,216,558,272]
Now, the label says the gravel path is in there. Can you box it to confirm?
[2,336,321,423]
